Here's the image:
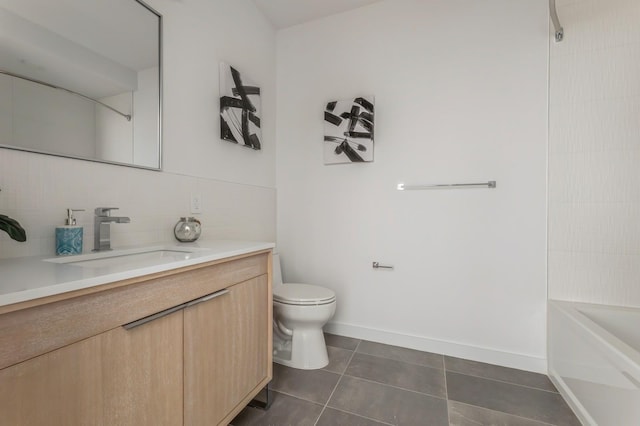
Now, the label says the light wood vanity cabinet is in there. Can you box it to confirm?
[185,275,269,425]
[0,251,272,426]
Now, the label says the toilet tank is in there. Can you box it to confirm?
[272,253,283,286]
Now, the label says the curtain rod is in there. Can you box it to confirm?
[0,69,132,121]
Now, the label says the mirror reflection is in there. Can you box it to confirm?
[0,0,162,169]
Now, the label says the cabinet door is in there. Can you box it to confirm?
[0,309,183,426]
[102,309,184,425]
[184,274,270,425]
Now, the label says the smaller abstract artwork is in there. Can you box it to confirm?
[324,96,374,164]
[220,62,262,150]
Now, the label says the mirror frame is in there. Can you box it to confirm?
[0,0,163,171]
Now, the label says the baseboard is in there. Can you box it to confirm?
[324,321,547,374]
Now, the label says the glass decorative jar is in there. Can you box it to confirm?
[174,217,201,242]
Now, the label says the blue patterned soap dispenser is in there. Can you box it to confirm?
[55,209,85,256]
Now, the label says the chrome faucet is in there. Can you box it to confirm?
[93,207,130,251]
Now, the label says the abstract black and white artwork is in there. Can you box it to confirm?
[220,62,261,150]
[324,96,374,164]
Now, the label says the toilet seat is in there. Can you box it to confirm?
[273,284,336,306]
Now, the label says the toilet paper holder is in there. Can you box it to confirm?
[372,262,393,270]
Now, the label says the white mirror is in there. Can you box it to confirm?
[0,0,162,170]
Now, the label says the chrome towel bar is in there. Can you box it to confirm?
[397,181,496,191]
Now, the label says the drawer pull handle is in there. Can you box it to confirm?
[122,289,230,330]
[123,303,188,330]
[186,289,230,308]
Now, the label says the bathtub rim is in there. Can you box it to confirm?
[548,300,640,374]
[548,299,640,426]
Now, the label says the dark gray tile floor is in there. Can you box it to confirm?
[231,334,580,426]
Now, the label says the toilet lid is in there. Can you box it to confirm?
[273,284,336,305]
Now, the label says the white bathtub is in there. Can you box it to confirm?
[548,300,640,425]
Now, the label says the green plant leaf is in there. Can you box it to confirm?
[0,214,27,242]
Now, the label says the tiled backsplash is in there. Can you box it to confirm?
[0,149,276,259]
[548,0,640,306]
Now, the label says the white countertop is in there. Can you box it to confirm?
[0,240,275,308]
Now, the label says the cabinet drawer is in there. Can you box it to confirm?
[0,252,268,370]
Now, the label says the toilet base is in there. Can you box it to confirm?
[273,327,329,370]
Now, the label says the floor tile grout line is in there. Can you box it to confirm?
[443,362,449,400]
[322,345,358,374]
[267,389,327,407]
[314,340,361,426]
[444,363,450,426]
[313,376,342,425]
[326,406,396,426]
[448,400,559,426]
[341,340,448,401]
[352,348,445,371]
[443,356,557,394]
[444,370,560,395]
[352,350,447,374]
[341,373,448,401]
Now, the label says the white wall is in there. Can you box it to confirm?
[548,0,640,307]
[276,0,549,372]
[95,67,160,167]
[159,0,276,187]
[0,75,10,147]
[0,0,276,258]
[96,92,133,164]
[134,67,160,168]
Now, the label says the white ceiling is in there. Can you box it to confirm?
[252,0,384,29]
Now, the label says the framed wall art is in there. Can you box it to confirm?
[323,96,374,164]
[220,62,262,150]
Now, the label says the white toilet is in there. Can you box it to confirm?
[272,254,336,370]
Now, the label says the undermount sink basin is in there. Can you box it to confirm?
[44,246,204,269]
